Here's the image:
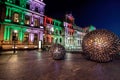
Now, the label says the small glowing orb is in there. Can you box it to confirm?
[49,44,66,60]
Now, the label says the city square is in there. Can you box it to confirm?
[0,0,120,80]
[0,50,120,80]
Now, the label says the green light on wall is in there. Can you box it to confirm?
[5,19,11,22]
[4,26,27,41]
[4,27,7,40]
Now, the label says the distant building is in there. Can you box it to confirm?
[53,19,64,46]
[43,16,54,47]
[73,25,85,51]
[43,16,64,47]
[64,14,96,51]
[64,14,75,50]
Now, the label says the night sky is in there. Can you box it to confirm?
[44,0,120,36]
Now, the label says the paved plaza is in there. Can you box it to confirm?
[0,50,120,80]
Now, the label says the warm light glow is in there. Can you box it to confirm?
[14,30,18,33]
[82,29,119,62]
[13,13,19,23]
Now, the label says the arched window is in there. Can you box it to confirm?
[13,13,19,23]
[56,30,58,35]
[60,38,62,43]
[35,7,39,13]
[34,18,39,27]
[24,33,29,44]
[59,30,62,35]
[25,15,30,25]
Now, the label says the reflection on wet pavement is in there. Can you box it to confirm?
[0,50,120,80]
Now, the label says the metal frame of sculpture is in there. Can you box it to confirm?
[49,44,66,60]
[82,29,120,62]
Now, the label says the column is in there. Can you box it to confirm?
[6,7,9,17]
[31,15,34,26]
[9,8,11,18]
[4,27,7,41]
[7,27,10,41]
[29,33,34,43]
[19,29,24,42]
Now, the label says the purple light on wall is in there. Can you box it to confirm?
[29,33,34,42]
[39,32,43,41]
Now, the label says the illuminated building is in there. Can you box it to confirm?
[43,16,64,47]
[64,14,75,50]
[43,16,54,47]
[73,26,86,51]
[0,0,96,50]
[64,14,96,51]
[53,19,64,46]
[0,0,45,49]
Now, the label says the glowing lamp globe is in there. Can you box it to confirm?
[82,29,120,62]
[49,44,66,60]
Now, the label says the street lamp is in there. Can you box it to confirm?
[13,30,18,53]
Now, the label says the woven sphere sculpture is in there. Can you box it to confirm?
[49,44,66,60]
[82,29,120,62]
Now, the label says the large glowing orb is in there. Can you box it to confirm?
[82,29,120,62]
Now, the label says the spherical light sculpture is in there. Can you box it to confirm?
[49,44,66,60]
[82,29,120,62]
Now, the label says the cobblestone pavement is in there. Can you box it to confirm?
[0,50,120,80]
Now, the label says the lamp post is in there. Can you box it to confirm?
[13,30,17,54]
[13,39,16,53]
[12,34,16,54]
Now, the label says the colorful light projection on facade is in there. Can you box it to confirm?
[4,26,27,41]
[26,29,43,42]
[53,19,63,44]
[3,0,45,41]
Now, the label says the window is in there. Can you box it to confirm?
[12,31,18,43]
[56,30,58,35]
[55,39,58,43]
[24,33,29,44]
[60,30,62,35]
[34,18,39,26]
[26,3,30,9]
[35,7,39,12]
[25,16,30,25]
[34,34,38,44]
[15,0,20,6]
[13,13,19,23]
[60,38,62,43]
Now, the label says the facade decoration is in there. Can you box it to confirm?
[0,1,95,50]
[64,14,75,50]
[0,0,45,49]
[43,16,54,47]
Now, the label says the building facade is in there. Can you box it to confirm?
[43,16,54,47]
[63,14,96,51]
[0,0,45,50]
[43,16,64,48]
[73,25,85,51]
[64,14,75,50]
[0,0,96,50]
[53,19,64,46]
